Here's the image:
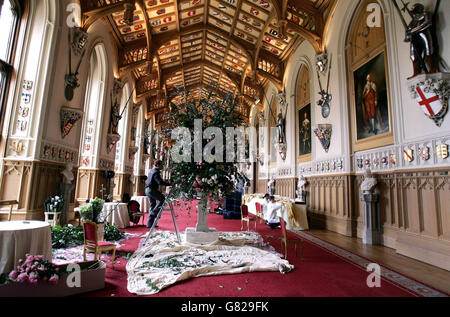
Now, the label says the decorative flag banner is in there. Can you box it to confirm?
[23,80,33,90]
[21,93,31,104]
[260,0,270,8]
[250,8,259,16]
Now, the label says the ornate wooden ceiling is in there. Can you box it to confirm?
[78,0,336,120]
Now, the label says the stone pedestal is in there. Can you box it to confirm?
[185,192,219,245]
[360,193,381,245]
[185,227,219,245]
[58,183,75,225]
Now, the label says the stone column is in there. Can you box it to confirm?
[360,193,381,245]
[58,183,75,225]
[359,169,381,245]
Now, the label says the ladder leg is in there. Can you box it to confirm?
[143,204,165,245]
[169,201,181,244]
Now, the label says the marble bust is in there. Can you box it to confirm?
[61,163,74,184]
[296,175,308,202]
[360,169,377,194]
[267,177,276,195]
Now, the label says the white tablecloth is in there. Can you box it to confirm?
[243,194,309,231]
[131,196,150,213]
[101,203,130,229]
[0,221,52,274]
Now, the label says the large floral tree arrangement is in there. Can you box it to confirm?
[163,88,245,201]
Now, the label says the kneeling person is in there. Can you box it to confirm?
[267,196,282,229]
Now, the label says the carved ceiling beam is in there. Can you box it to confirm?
[136,0,152,62]
[287,0,320,16]
[257,69,283,91]
[119,60,150,77]
[286,21,322,53]
[82,1,134,31]
[253,10,277,78]
[152,24,254,69]
[162,59,241,89]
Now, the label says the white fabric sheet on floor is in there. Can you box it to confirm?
[0,221,52,274]
[127,231,293,295]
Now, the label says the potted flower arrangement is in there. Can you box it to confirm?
[44,195,64,225]
[0,254,107,297]
[44,196,64,213]
[1,254,62,286]
[79,197,105,241]
[164,90,243,233]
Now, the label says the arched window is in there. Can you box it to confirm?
[347,0,393,152]
[114,82,130,173]
[0,0,23,126]
[297,65,311,162]
[133,104,144,176]
[80,44,107,168]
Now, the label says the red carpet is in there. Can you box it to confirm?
[80,201,445,297]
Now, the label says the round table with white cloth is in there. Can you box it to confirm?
[101,203,130,229]
[131,196,150,213]
[0,221,52,274]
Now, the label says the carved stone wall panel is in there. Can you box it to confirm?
[75,169,108,204]
[421,183,439,238]
[0,160,67,220]
[438,182,450,241]
[256,179,268,194]
[113,173,133,201]
[31,162,62,216]
[275,178,295,198]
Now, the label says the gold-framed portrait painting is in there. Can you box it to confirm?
[347,0,393,152]
[353,52,390,141]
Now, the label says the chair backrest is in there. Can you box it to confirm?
[128,200,140,212]
[83,220,98,244]
[279,217,287,237]
[241,204,249,217]
[255,202,262,213]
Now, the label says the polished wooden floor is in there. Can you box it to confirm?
[305,230,450,295]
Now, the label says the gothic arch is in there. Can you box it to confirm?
[345,0,394,152]
[295,63,313,163]
[79,42,108,169]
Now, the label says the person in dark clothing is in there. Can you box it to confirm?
[146,160,171,228]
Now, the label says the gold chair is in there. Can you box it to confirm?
[82,221,117,268]
[0,200,19,221]
[255,202,264,224]
[241,204,257,231]
[267,217,304,260]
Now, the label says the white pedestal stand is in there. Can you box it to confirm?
[185,192,219,245]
